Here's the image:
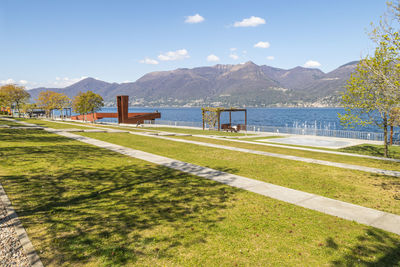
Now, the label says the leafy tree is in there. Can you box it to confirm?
[73,91,103,123]
[37,91,71,119]
[53,93,71,120]
[37,90,56,118]
[339,39,400,157]
[389,107,400,144]
[21,102,37,114]
[0,84,30,117]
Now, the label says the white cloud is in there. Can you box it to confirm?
[230,47,237,51]
[185,14,204,24]
[304,60,321,68]
[49,76,87,88]
[207,54,220,62]
[19,80,28,85]
[158,49,189,61]
[229,54,239,60]
[254,41,270,48]
[139,58,159,65]
[234,16,266,27]
[0,78,15,85]
[267,56,275,60]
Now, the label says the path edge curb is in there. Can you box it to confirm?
[0,183,44,267]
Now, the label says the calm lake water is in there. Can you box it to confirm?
[96,107,385,133]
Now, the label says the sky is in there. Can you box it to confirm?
[0,0,389,89]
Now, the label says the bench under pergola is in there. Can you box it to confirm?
[201,107,247,131]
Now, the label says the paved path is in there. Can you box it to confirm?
[34,119,400,177]
[52,130,400,236]
[44,119,400,162]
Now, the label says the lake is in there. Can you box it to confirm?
[96,107,385,133]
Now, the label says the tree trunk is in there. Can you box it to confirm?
[390,125,394,145]
[383,115,389,158]
[16,102,20,118]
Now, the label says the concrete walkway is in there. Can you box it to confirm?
[44,118,400,163]
[51,130,400,236]
[32,119,400,177]
[29,119,400,178]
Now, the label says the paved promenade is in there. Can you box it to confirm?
[39,120,400,177]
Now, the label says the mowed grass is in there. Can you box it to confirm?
[168,135,400,172]
[18,118,96,130]
[1,129,400,266]
[252,137,400,159]
[340,144,400,159]
[75,131,400,215]
[140,126,252,136]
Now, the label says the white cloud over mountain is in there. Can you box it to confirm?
[229,54,239,60]
[254,41,270,48]
[207,54,220,62]
[267,56,275,60]
[158,49,189,61]
[185,14,204,23]
[139,58,159,65]
[234,16,266,27]
[304,60,321,68]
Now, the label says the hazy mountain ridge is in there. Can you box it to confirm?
[28,61,358,107]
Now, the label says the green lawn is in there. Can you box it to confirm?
[168,135,400,172]
[18,119,97,130]
[1,128,400,266]
[251,137,400,159]
[140,126,252,136]
[74,131,400,216]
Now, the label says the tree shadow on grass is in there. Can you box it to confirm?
[0,129,70,143]
[331,228,400,266]
[1,162,237,266]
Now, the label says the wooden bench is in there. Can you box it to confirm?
[221,123,237,132]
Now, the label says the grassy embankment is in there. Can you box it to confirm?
[0,125,400,266]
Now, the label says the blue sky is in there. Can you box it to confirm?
[0,0,388,88]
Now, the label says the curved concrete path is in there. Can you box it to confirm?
[33,119,400,177]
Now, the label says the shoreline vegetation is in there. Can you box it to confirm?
[1,117,400,265]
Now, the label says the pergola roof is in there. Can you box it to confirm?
[201,107,247,112]
[201,107,247,131]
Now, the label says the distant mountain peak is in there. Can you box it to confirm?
[28,60,357,107]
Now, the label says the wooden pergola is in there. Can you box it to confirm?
[201,107,247,131]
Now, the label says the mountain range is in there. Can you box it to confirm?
[28,61,359,107]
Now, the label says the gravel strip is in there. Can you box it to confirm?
[0,199,30,267]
